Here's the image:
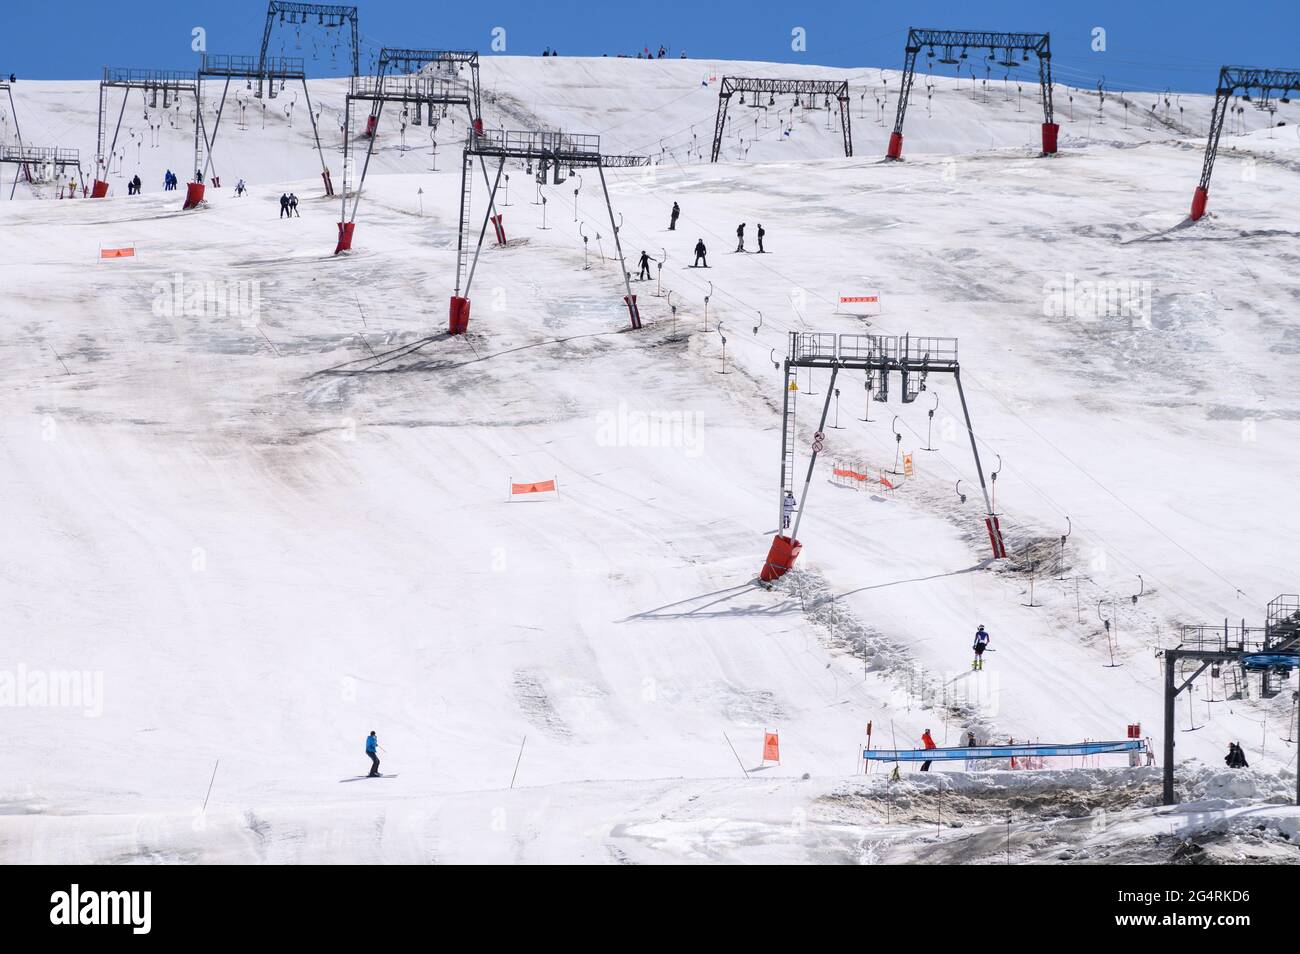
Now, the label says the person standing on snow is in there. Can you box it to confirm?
[735,222,745,252]
[1225,742,1248,769]
[920,728,937,772]
[693,238,708,268]
[782,490,796,530]
[637,250,652,281]
[972,624,990,670]
[280,193,291,219]
[756,223,766,253]
[365,731,381,777]
[669,201,680,231]
[289,193,300,217]
[235,178,246,197]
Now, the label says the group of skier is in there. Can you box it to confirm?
[279,192,300,218]
[662,201,770,270]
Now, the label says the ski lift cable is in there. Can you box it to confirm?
[888,409,1211,618]
[954,364,1252,606]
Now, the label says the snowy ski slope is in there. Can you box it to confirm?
[1,56,1298,863]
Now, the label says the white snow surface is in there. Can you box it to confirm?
[2,55,1299,864]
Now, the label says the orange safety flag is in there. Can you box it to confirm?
[762,731,780,763]
[100,246,135,259]
[511,479,557,495]
[903,453,914,477]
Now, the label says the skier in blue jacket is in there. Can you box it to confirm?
[365,731,380,777]
[972,625,990,670]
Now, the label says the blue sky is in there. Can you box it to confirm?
[2,0,1298,94]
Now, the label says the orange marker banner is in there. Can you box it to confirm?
[100,246,135,259]
[879,473,895,490]
[762,731,780,763]
[833,467,869,481]
[903,453,914,477]
[511,479,556,495]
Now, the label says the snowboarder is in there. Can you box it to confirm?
[279,193,291,218]
[782,490,796,529]
[668,201,679,230]
[365,731,381,777]
[693,238,708,268]
[972,624,990,670]
[735,222,745,252]
[920,728,937,772]
[1225,742,1248,769]
[756,223,766,253]
[637,250,652,281]
[289,192,300,216]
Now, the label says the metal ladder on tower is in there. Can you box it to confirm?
[453,150,474,296]
[778,356,799,527]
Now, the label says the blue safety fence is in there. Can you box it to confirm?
[863,739,1145,761]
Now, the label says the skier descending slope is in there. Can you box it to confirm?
[365,731,381,777]
[972,625,990,670]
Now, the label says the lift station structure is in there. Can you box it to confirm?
[183,1,359,210]
[710,77,853,161]
[93,68,196,197]
[761,331,1005,583]
[449,129,642,335]
[336,47,486,253]
[886,28,1056,160]
[1190,66,1300,221]
[1162,595,1300,806]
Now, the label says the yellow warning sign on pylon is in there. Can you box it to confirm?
[788,380,799,391]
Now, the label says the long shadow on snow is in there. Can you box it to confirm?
[624,583,799,622]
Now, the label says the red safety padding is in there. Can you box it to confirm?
[334,221,355,254]
[182,182,206,210]
[1191,186,1208,221]
[90,180,109,199]
[886,131,903,160]
[1041,122,1060,155]
[759,535,802,582]
[624,294,642,330]
[449,296,471,335]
